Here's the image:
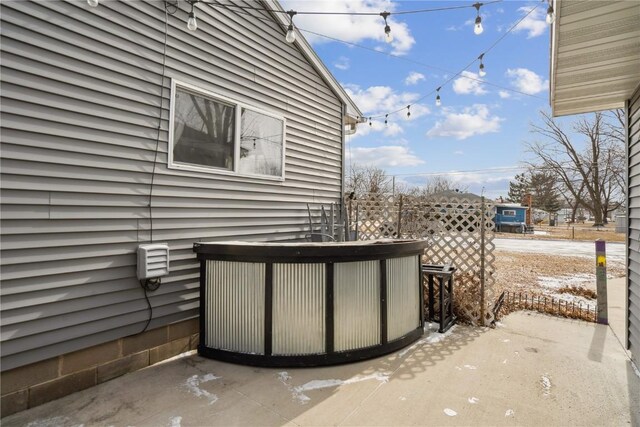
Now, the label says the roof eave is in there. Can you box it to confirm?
[262,0,363,123]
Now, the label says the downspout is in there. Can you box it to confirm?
[341,103,346,202]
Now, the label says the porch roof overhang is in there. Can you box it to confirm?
[550,0,640,117]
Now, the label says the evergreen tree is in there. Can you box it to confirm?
[507,173,529,204]
[529,171,562,213]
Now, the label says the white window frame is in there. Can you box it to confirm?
[168,79,286,181]
[502,209,516,217]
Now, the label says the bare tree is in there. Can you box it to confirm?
[346,164,392,196]
[527,111,625,226]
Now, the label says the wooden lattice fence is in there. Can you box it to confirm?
[347,194,496,326]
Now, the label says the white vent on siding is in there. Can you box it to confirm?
[137,243,170,280]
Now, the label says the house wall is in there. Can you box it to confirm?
[0,0,345,375]
[495,207,526,224]
[627,83,640,362]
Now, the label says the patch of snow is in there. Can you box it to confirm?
[502,359,508,364]
[495,321,506,328]
[540,374,552,396]
[533,230,548,235]
[184,374,220,405]
[399,396,407,401]
[501,339,510,343]
[538,274,594,289]
[169,416,182,427]
[281,372,390,404]
[463,364,477,370]
[455,366,462,371]
[505,409,515,417]
[468,397,479,404]
[397,326,457,357]
[27,417,79,427]
[444,408,457,416]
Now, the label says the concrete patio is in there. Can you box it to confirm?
[3,278,638,426]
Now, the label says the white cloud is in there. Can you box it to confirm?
[347,145,425,167]
[404,71,425,86]
[452,71,487,95]
[426,104,503,140]
[454,150,464,155]
[281,0,415,55]
[506,68,548,95]
[334,56,350,70]
[512,6,548,38]
[498,90,511,99]
[344,84,430,137]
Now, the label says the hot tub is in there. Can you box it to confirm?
[193,239,427,367]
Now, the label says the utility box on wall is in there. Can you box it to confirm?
[137,243,170,280]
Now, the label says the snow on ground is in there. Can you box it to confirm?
[494,238,625,262]
[537,273,594,289]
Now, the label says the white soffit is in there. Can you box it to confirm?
[550,0,640,117]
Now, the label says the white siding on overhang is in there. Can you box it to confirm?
[0,0,345,370]
[550,0,640,117]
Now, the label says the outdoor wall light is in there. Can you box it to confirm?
[285,10,297,43]
[473,2,483,35]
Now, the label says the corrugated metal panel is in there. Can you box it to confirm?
[205,260,265,354]
[386,255,420,342]
[272,263,325,355]
[334,261,380,352]
[0,0,345,371]
[628,84,640,363]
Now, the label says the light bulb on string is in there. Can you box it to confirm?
[187,1,198,31]
[478,53,486,77]
[286,10,297,43]
[473,3,483,35]
[380,12,393,44]
[546,4,555,24]
[435,87,442,107]
[384,114,388,126]
[406,105,411,119]
[286,24,296,43]
[369,117,372,127]
[87,0,98,7]
[187,11,198,31]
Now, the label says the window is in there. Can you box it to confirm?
[502,209,516,216]
[169,81,285,179]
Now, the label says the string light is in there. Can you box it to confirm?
[435,87,442,107]
[384,114,389,126]
[380,12,393,43]
[187,1,198,31]
[285,10,297,43]
[406,105,411,119]
[546,1,555,24]
[478,53,486,77]
[87,0,98,7]
[369,117,372,127]
[473,2,484,35]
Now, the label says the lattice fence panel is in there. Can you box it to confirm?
[349,195,496,325]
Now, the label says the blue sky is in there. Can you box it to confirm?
[280,0,552,198]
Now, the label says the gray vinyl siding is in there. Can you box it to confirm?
[628,83,640,362]
[0,0,346,371]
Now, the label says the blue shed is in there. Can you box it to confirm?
[495,204,528,233]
